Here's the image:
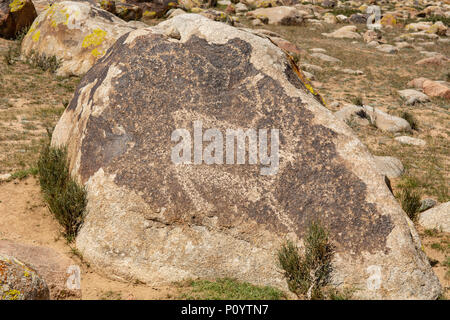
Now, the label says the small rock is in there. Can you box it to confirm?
[349,13,367,24]
[415,55,449,66]
[322,25,361,39]
[422,80,450,100]
[310,52,341,63]
[376,44,399,54]
[0,173,11,181]
[398,89,430,105]
[235,3,247,13]
[394,136,426,146]
[419,199,437,213]
[419,202,450,232]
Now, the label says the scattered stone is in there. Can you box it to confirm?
[0,240,82,299]
[398,89,430,105]
[407,77,429,90]
[335,68,363,75]
[311,52,341,63]
[251,18,263,26]
[419,202,450,233]
[335,105,411,132]
[167,8,187,18]
[247,6,304,26]
[0,173,11,181]
[373,156,404,179]
[323,12,337,24]
[376,44,399,54]
[51,13,440,299]
[426,21,447,36]
[419,199,437,213]
[422,80,450,100]
[322,25,361,39]
[309,48,326,53]
[300,63,323,73]
[405,21,432,32]
[349,13,367,24]
[395,42,413,49]
[363,29,380,43]
[234,2,247,13]
[0,254,50,300]
[0,0,37,38]
[380,13,396,27]
[115,2,142,21]
[395,136,426,146]
[415,55,449,66]
[335,14,348,23]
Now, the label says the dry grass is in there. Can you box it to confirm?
[0,38,79,174]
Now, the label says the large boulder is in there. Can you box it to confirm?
[0,240,81,299]
[0,254,50,300]
[52,14,440,299]
[0,0,37,38]
[20,1,138,77]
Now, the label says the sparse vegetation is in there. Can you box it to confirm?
[401,111,419,131]
[178,278,286,300]
[8,167,38,181]
[37,134,86,241]
[351,96,364,106]
[277,220,334,300]
[397,186,421,221]
[27,51,61,73]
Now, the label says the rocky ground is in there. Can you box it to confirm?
[0,0,449,299]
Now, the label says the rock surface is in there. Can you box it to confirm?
[247,6,304,25]
[52,14,440,299]
[398,89,430,105]
[395,136,426,146]
[0,254,50,300]
[373,156,404,179]
[0,240,81,299]
[0,0,37,38]
[20,1,138,77]
[322,25,361,39]
[419,202,450,233]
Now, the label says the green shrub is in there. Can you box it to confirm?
[398,187,421,221]
[278,220,333,300]
[351,96,364,106]
[37,141,86,241]
[400,111,418,131]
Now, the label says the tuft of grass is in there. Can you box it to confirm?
[8,167,38,181]
[351,96,364,106]
[178,278,285,300]
[26,50,61,73]
[330,8,359,17]
[400,111,418,131]
[277,220,333,300]
[397,187,421,221]
[99,290,122,300]
[422,15,450,27]
[37,135,86,242]
[327,287,356,300]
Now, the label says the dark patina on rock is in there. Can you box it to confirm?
[53,14,440,299]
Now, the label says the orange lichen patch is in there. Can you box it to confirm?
[287,53,327,107]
